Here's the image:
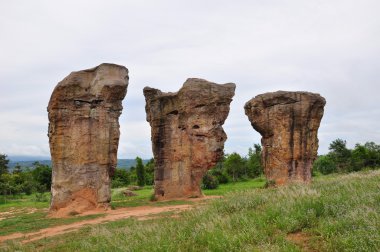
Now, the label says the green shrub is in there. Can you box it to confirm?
[33,192,48,202]
[202,172,219,189]
[111,178,125,188]
[313,155,337,175]
[210,169,230,184]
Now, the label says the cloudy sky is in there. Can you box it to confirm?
[0,0,379,159]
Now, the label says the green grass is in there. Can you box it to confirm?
[2,170,379,251]
[110,177,265,208]
[203,177,266,196]
[0,179,264,238]
[0,192,104,236]
[0,211,104,236]
[110,186,192,208]
[0,193,50,210]
[110,186,155,208]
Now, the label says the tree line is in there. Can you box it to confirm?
[0,156,51,202]
[1,138,379,199]
[111,144,264,190]
[313,139,380,175]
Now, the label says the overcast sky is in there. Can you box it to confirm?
[0,0,379,159]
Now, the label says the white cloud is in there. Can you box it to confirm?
[0,0,379,158]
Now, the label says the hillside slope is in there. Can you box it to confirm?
[4,170,380,251]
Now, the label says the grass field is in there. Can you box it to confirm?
[0,178,265,238]
[111,177,266,208]
[1,171,379,251]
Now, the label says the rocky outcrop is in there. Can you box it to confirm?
[48,63,128,215]
[244,91,326,184]
[144,79,235,200]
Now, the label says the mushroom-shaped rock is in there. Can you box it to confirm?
[48,63,128,216]
[144,78,236,200]
[244,91,326,184]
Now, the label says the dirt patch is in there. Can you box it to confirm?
[155,195,222,203]
[0,195,222,244]
[49,188,106,218]
[0,204,193,244]
[287,231,317,252]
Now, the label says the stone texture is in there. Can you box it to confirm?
[144,79,235,200]
[244,91,326,184]
[48,63,128,215]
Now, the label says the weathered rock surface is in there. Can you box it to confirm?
[48,63,128,215]
[144,79,235,200]
[244,91,326,184]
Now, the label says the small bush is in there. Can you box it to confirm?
[211,170,230,184]
[33,192,48,202]
[149,193,157,201]
[202,173,219,189]
[313,155,337,175]
[111,178,125,188]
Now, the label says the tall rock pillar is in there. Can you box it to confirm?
[244,91,325,184]
[144,79,235,200]
[48,63,128,215]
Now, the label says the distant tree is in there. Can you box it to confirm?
[313,155,336,174]
[351,144,369,171]
[246,144,263,178]
[351,142,380,170]
[328,139,352,172]
[144,158,155,185]
[0,173,14,196]
[136,157,145,187]
[224,153,246,182]
[112,168,131,188]
[202,172,219,189]
[129,166,137,184]
[209,156,230,184]
[31,162,52,192]
[13,163,22,174]
[0,154,9,176]
[363,142,380,167]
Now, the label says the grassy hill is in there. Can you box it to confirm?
[1,170,379,251]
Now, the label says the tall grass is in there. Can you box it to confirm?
[3,170,380,252]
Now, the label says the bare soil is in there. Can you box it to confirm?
[0,195,221,244]
[287,231,318,252]
[49,188,99,218]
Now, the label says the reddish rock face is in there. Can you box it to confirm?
[144,79,235,200]
[48,63,128,215]
[244,91,326,184]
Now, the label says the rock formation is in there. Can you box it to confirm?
[48,63,128,215]
[244,91,326,184]
[144,79,235,200]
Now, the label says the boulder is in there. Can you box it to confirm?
[48,63,128,215]
[244,91,326,184]
[144,78,235,200]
